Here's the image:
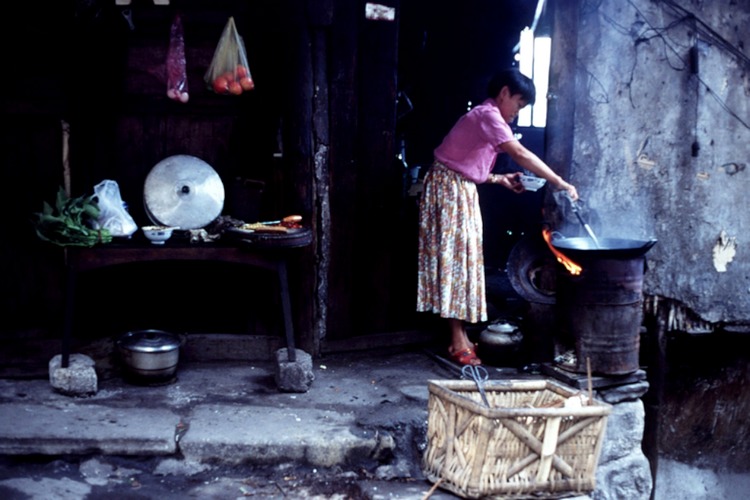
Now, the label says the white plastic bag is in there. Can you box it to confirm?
[91,180,138,237]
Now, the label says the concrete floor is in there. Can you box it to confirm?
[0,345,478,499]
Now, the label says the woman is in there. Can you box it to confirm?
[417,67,578,366]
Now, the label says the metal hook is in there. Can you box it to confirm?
[121,8,135,31]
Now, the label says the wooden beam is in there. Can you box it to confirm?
[544,0,580,222]
[115,1,170,5]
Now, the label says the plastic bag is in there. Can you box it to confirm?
[91,180,138,238]
[204,16,254,95]
[166,14,189,103]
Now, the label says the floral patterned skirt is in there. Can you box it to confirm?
[416,162,486,323]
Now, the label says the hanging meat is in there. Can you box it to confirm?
[166,14,189,103]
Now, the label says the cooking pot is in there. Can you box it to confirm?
[552,237,657,260]
[480,321,523,347]
[116,330,182,383]
[478,320,524,367]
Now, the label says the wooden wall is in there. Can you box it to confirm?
[1,0,541,355]
[0,0,414,352]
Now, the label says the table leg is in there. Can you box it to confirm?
[277,260,296,362]
[62,264,76,368]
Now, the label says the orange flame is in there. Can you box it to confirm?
[542,228,583,276]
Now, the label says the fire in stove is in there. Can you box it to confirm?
[542,228,582,276]
[506,226,657,376]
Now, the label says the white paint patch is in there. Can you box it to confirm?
[712,230,736,272]
[365,3,395,21]
[636,153,656,170]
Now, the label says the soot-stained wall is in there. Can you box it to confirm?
[565,0,750,483]
[568,0,750,328]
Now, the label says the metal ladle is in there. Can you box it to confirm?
[569,198,601,248]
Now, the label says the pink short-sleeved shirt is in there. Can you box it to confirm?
[433,98,516,183]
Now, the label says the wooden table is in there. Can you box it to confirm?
[61,231,311,367]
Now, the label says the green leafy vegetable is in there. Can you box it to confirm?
[32,187,112,247]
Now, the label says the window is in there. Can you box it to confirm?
[516,27,551,128]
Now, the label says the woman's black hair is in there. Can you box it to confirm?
[487,68,536,104]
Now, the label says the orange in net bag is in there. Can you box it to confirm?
[204,16,254,95]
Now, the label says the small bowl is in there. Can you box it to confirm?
[142,226,176,245]
[519,175,547,191]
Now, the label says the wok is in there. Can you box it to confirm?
[552,237,657,260]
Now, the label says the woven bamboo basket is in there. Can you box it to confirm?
[423,378,611,499]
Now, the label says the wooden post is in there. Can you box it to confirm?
[544,0,580,223]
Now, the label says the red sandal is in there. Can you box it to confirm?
[449,346,482,366]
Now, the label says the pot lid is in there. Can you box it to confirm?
[117,330,180,353]
[143,155,225,229]
[486,321,517,333]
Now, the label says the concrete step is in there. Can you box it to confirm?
[0,350,452,472]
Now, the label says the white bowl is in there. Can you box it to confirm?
[142,226,176,245]
[519,175,547,191]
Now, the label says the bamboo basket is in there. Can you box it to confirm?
[423,378,611,499]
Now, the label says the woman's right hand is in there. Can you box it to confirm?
[559,180,579,201]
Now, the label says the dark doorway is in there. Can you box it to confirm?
[396,1,549,269]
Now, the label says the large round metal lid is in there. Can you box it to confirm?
[506,234,557,304]
[144,155,225,229]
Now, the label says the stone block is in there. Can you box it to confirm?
[598,380,650,404]
[593,398,652,500]
[598,400,646,463]
[274,348,314,393]
[593,453,653,500]
[49,353,98,397]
